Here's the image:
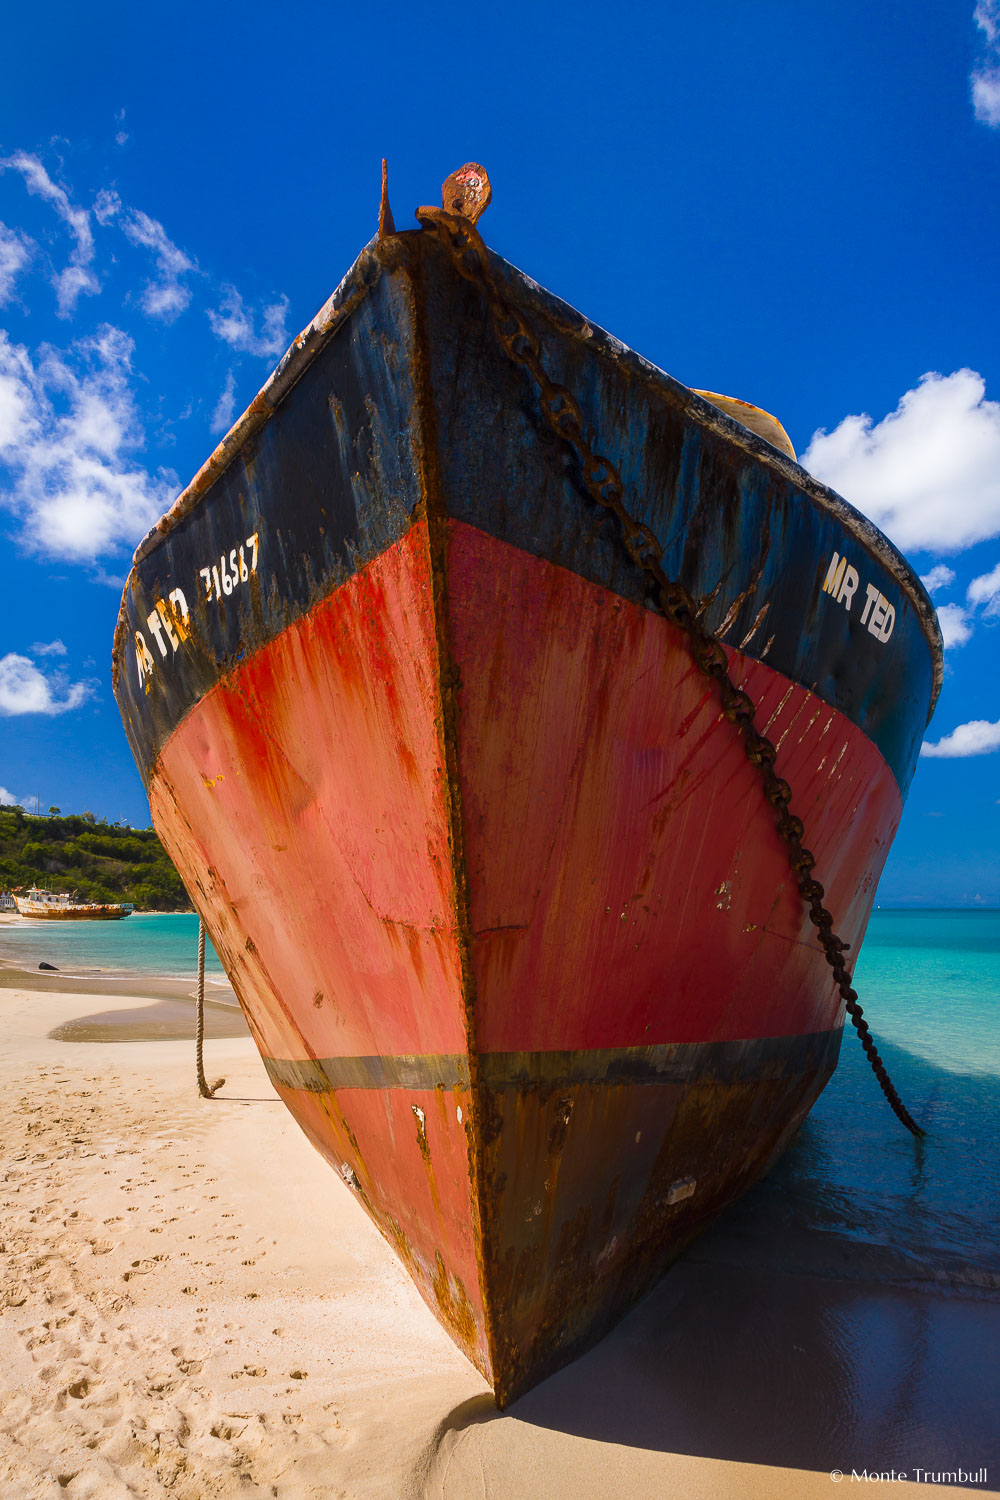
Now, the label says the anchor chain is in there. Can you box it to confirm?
[417,204,924,1138]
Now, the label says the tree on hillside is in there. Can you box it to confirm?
[0,810,191,911]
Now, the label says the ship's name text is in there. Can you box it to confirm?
[133,532,260,692]
[821,552,895,642]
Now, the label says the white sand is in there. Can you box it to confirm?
[0,982,995,1499]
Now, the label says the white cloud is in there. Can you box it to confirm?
[0,152,93,259]
[922,718,1000,758]
[936,602,973,648]
[92,190,282,346]
[0,332,36,450]
[967,560,1000,615]
[93,191,195,323]
[1,788,43,813]
[973,68,1000,123]
[0,786,37,809]
[0,152,99,316]
[0,221,33,305]
[802,370,1000,553]
[0,325,176,560]
[920,563,955,595]
[977,0,1000,42]
[973,1,1000,124]
[127,216,193,320]
[0,653,94,716]
[4,149,284,357]
[208,286,289,358]
[91,188,118,228]
[211,369,237,435]
[52,264,100,318]
[31,639,67,656]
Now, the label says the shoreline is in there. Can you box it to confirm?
[0,980,996,1496]
[0,909,237,1009]
[0,956,247,1042]
[0,958,239,1005]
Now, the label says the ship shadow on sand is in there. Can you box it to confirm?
[49,994,251,1043]
[446,1039,1000,1483]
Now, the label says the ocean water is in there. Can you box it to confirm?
[697,908,1000,1295]
[0,907,997,1288]
[0,911,225,979]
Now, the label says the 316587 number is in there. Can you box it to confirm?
[200,533,259,602]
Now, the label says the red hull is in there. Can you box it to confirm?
[149,518,900,1399]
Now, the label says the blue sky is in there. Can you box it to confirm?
[1,1,998,905]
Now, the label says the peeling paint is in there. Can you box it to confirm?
[113,214,940,1409]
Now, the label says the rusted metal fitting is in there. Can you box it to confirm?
[418,161,492,227]
[378,158,396,239]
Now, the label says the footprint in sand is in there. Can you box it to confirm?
[210,1419,246,1440]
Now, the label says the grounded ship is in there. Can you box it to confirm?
[13,887,133,920]
[112,166,941,1405]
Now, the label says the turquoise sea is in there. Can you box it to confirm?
[0,907,997,1286]
[0,911,226,979]
[699,908,1000,1295]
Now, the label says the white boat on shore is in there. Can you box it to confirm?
[13,887,133,921]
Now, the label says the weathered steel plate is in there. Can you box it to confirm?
[112,223,940,1404]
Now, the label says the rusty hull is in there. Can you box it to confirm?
[112,227,941,1404]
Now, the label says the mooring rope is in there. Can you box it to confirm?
[195,918,225,1098]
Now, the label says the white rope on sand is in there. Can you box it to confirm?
[195,919,225,1098]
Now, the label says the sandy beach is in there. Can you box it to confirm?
[1,972,996,1499]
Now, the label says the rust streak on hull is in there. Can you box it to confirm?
[112,223,940,1404]
[145,522,902,1403]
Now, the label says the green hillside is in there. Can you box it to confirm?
[0,807,191,912]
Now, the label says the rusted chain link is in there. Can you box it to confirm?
[417,206,924,1138]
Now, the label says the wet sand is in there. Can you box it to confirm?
[0,979,996,1498]
[0,957,248,1042]
[48,998,251,1044]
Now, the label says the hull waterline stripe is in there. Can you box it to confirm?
[262,1028,842,1095]
[265,1052,471,1092]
